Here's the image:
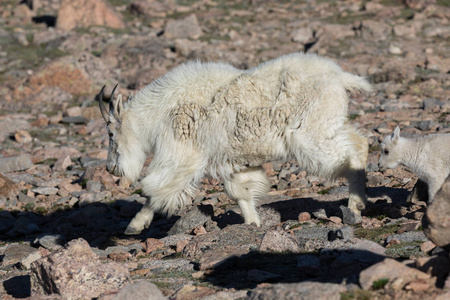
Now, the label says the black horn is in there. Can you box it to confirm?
[98,85,110,123]
[109,84,119,116]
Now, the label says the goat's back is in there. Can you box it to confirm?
[132,61,243,109]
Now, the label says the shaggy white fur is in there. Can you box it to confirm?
[379,126,450,202]
[99,52,372,235]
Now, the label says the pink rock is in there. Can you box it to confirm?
[56,0,125,32]
[329,216,342,224]
[53,155,73,171]
[260,230,300,253]
[109,281,165,300]
[32,147,81,164]
[0,174,19,198]
[298,212,311,222]
[420,241,436,253]
[58,180,82,194]
[14,130,32,143]
[404,278,430,292]
[164,15,202,39]
[193,225,207,236]
[176,239,190,253]
[359,258,430,291]
[198,248,249,271]
[142,238,165,254]
[31,238,130,298]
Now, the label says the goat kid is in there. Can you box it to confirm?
[379,126,450,202]
[99,53,372,235]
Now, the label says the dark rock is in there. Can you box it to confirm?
[86,180,103,192]
[183,224,266,260]
[328,226,354,241]
[61,116,89,124]
[2,243,38,267]
[367,163,379,172]
[142,258,194,273]
[422,98,443,110]
[276,179,289,190]
[31,187,58,195]
[293,225,354,251]
[80,157,105,168]
[0,154,33,173]
[340,205,362,225]
[386,231,428,244]
[329,186,349,195]
[312,208,327,219]
[33,234,66,251]
[418,120,435,131]
[168,204,214,235]
[18,193,36,204]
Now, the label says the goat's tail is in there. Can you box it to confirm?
[339,72,373,96]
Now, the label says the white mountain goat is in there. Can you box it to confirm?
[379,126,450,202]
[99,53,372,235]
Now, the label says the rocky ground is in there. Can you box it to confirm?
[0,0,449,299]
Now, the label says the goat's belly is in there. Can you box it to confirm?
[228,134,289,166]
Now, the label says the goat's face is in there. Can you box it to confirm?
[99,85,129,179]
[378,126,401,171]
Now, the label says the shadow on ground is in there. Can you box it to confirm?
[0,186,413,246]
[203,249,386,290]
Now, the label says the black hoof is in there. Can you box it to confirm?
[124,226,142,235]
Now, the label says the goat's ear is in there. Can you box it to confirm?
[98,85,110,123]
[392,126,401,143]
[108,84,124,121]
[114,94,124,119]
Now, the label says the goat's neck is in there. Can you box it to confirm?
[399,138,426,176]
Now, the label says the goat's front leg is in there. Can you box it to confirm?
[126,160,203,235]
[125,197,154,235]
[427,175,447,203]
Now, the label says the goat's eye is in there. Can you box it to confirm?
[109,132,114,138]
[384,150,389,155]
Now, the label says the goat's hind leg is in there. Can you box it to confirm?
[224,167,270,226]
[344,130,368,215]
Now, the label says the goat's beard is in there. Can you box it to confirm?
[119,148,146,183]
